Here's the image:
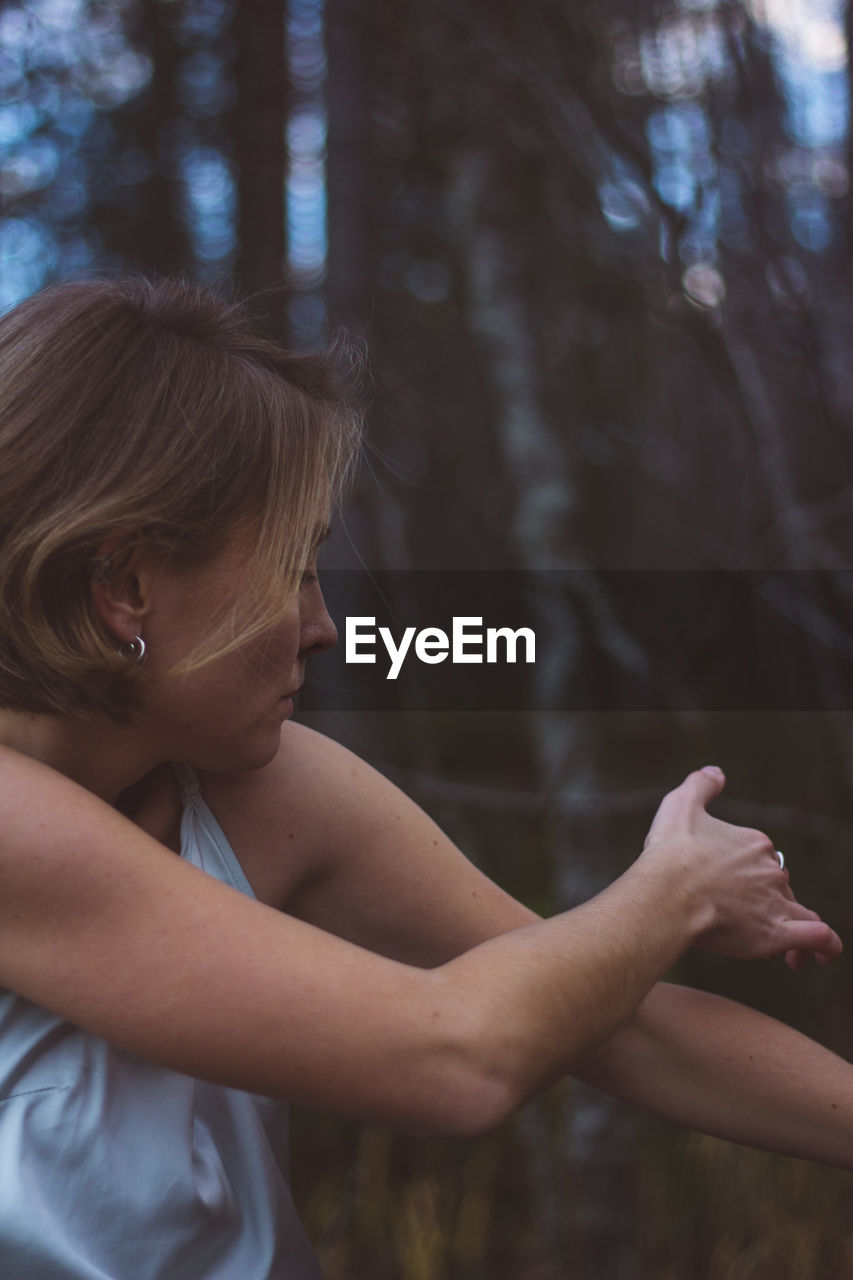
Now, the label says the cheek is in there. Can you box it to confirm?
[236,621,301,682]
[146,611,302,715]
[256,614,302,659]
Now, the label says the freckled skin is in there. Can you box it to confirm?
[127,529,338,779]
[0,521,339,811]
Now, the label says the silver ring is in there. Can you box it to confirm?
[776,849,785,870]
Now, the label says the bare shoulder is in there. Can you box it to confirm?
[196,721,414,907]
[0,745,484,1132]
[201,722,536,964]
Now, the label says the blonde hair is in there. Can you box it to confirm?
[0,275,363,723]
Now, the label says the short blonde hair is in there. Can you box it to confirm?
[0,275,363,722]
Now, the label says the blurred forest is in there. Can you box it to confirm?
[3,0,853,1275]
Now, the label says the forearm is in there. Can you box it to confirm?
[436,857,705,1109]
[573,981,853,1170]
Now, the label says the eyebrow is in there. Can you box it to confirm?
[314,523,332,546]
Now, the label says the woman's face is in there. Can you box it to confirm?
[132,525,336,772]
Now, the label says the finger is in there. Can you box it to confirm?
[666,766,727,809]
[774,868,795,903]
[787,946,838,969]
[648,768,726,839]
[776,919,843,960]
[686,765,726,807]
[787,901,819,920]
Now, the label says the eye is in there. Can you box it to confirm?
[300,569,319,589]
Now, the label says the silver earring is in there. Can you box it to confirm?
[119,636,147,663]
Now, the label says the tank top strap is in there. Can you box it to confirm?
[170,761,202,805]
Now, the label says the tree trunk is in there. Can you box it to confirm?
[232,0,287,331]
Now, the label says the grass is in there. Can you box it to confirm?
[292,1087,853,1279]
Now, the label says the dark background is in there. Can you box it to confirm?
[3,1,853,1274]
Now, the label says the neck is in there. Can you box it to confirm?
[0,709,163,806]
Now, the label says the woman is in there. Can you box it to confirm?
[0,275,850,1278]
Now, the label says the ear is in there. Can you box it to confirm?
[89,539,156,646]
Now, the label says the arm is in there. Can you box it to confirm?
[574,983,853,1171]
[0,742,832,1143]
[208,727,853,1164]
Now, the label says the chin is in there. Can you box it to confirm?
[185,726,285,776]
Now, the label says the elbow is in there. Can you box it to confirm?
[458,1072,519,1138]
[403,980,523,1140]
[418,1064,517,1141]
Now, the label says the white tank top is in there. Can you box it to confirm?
[0,762,324,1278]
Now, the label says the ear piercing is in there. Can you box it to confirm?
[87,557,146,662]
[119,637,147,663]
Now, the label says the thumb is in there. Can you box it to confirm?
[644,765,727,848]
[682,765,726,809]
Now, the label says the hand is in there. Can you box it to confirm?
[774,863,836,972]
[639,767,842,965]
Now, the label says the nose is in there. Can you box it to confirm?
[299,582,338,656]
